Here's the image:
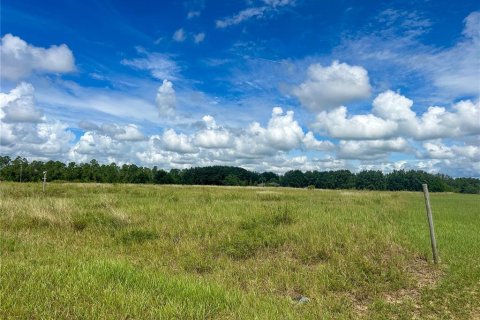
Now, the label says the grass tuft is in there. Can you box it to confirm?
[120,229,159,245]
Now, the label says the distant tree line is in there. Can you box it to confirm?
[0,156,479,194]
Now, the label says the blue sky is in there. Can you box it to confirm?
[1,0,479,176]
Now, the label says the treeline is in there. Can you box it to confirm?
[1,156,479,193]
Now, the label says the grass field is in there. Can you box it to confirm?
[1,182,479,319]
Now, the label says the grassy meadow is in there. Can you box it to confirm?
[0,182,479,319]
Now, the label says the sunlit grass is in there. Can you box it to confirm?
[1,182,479,319]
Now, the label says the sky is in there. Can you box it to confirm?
[0,0,479,176]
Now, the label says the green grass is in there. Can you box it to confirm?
[0,182,479,319]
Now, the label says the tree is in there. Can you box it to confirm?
[282,170,306,188]
[0,155,477,193]
[153,168,172,184]
[356,170,386,190]
[224,174,241,186]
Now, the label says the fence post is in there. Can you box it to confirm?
[422,184,439,264]
[42,171,47,193]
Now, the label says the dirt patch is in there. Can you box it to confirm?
[347,293,370,317]
[407,257,443,288]
[383,257,443,309]
[350,256,444,317]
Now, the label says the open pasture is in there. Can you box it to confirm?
[1,183,479,319]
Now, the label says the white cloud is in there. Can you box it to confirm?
[0,82,44,123]
[372,90,416,121]
[338,138,409,160]
[263,107,304,150]
[426,11,480,97]
[234,107,332,156]
[187,11,201,19]
[78,121,144,141]
[421,141,455,159]
[101,123,144,141]
[333,11,480,100]
[173,28,186,42]
[292,61,371,111]
[195,129,231,148]
[313,90,480,141]
[302,132,335,151]
[115,124,144,141]
[314,106,397,139]
[193,32,205,44]
[1,78,477,177]
[420,140,480,162]
[121,48,179,80]
[233,107,304,156]
[216,0,294,28]
[70,132,124,159]
[263,0,295,7]
[0,83,74,158]
[156,80,176,116]
[194,116,232,149]
[0,34,75,81]
[33,79,158,122]
[463,11,480,39]
[162,129,197,154]
[216,7,266,28]
[0,120,73,156]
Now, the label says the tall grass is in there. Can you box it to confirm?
[1,182,479,319]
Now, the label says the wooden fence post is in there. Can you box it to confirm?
[422,184,439,264]
[42,171,47,193]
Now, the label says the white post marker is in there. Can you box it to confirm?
[422,184,440,264]
[42,171,47,193]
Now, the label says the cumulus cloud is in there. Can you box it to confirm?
[0,82,44,123]
[133,107,333,170]
[313,90,480,141]
[173,28,186,42]
[314,106,397,139]
[194,115,232,148]
[421,141,455,159]
[261,107,304,150]
[233,107,332,157]
[372,90,416,121]
[162,129,197,153]
[302,132,335,151]
[233,107,303,156]
[338,138,409,160]
[69,131,127,163]
[156,80,176,116]
[102,123,145,141]
[292,61,371,111]
[0,34,75,80]
[76,122,145,142]
[420,140,480,161]
[452,144,480,161]
[1,80,477,176]
[0,83,74,157]
[69,124,146,163]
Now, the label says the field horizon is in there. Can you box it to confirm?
[1,182,479,319]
